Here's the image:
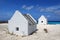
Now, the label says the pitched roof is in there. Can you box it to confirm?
[23,14,36,25]
[10,10,37,25]
[27,14,37,23]
[39,15,47,20]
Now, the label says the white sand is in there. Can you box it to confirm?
[0,23,60,40]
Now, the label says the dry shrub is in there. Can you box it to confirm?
[44,28,48,33]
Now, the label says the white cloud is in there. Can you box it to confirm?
[54,10,60,14]
[47,15,50,18]
[22,5,34,10]
[22,5,26,8]
[22,5,60,14]
[25,6,34,10]
[40,8,45,12]
[37,5,60,14]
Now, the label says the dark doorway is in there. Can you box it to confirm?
[16,27,19,31]
[41,21,43,23]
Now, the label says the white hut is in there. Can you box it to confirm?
[38,15,47,25]
[8,10,37,36]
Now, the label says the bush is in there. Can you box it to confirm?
[44,28,48,33]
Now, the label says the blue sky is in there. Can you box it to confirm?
[0,0,60,21]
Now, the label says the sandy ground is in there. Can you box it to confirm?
[0,23,60,40]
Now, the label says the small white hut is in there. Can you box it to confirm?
[38,15,47,25]
[8,10,37,36]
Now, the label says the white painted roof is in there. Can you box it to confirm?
[9,10,37,25]
[39,15,47,20]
